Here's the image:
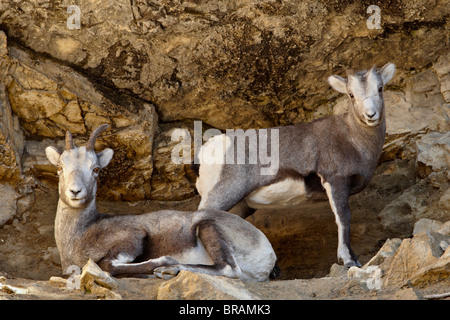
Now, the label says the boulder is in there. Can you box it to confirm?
[328,263,349,278]
[0,183,18,227]
[408,246,450,288]
[378,131,450,237]
[415,131,450,179]
[413,218,444,235]
[364,238,402,267]
[347,265,383,291]
[382,231,450,287]
[157,270,259,300]
[438,221,450,236]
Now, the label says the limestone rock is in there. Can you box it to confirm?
[0,283,29,295]
[157,270,259,300]
[328,263,349,278]
[437,221,450,236]
[0,31,157,201]
[48,276,68,288]
[364,238,402,267]
[0,183,18,227]
[416,131,450,179]
[150,122,197,201]
[408,247,450,288]
[413,219,444,235]
[0,80,24,184]
[1,0,449,130]
[382,231,450,287]
[80,259,118,292]
[378,166,449,237]
[433,52,450,103]
[439,189,450,213]
[378,132,450,237]
[0,0,449,201]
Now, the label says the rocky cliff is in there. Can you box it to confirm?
[0,0,449,297]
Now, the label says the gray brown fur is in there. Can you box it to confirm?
[196,63,396,267]
[46,125,277,281]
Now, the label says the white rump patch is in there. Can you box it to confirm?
[196,134,232,207]
[245,178,308,209]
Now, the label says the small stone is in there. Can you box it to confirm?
[328,263,349,278]
[49,276,67,288]
[0,283,29,295]
[80,259,117,291]
[439,241,449,252]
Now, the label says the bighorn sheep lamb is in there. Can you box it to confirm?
[195,63,396,267]
[45,124,278,281]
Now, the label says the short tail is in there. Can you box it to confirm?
[269,263,281,279]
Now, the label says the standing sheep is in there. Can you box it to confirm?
[195,63,396,267]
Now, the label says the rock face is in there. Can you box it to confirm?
[1,0,448,128]
[0,0,449,285]
[347,218,450,290]
[378,132,449,237]
[0,31,157,201]
[0,0,449,201]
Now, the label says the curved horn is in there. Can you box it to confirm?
[86,124,109,151]
[65,131,74,150]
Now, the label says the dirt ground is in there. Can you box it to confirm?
[1,269,448,300]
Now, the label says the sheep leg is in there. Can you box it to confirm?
[322,178,361,267]
[154,220,242,280]
[99,255,179,277]
[198,181,248,212]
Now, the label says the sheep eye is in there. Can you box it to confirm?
[378,87,383,93]
[93,167,100,174]
[349,92,354,99]
[56,165,63,172]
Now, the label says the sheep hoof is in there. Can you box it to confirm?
[153,266,181,280]
[344,260,361,268]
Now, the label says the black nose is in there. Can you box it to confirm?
[70,189,81,196]
[366,112,376,119]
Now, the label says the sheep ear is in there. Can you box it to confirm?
[379,63,396,85]
[328,75,348,93]
[97,148,114,169]
[45,146,61,166]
